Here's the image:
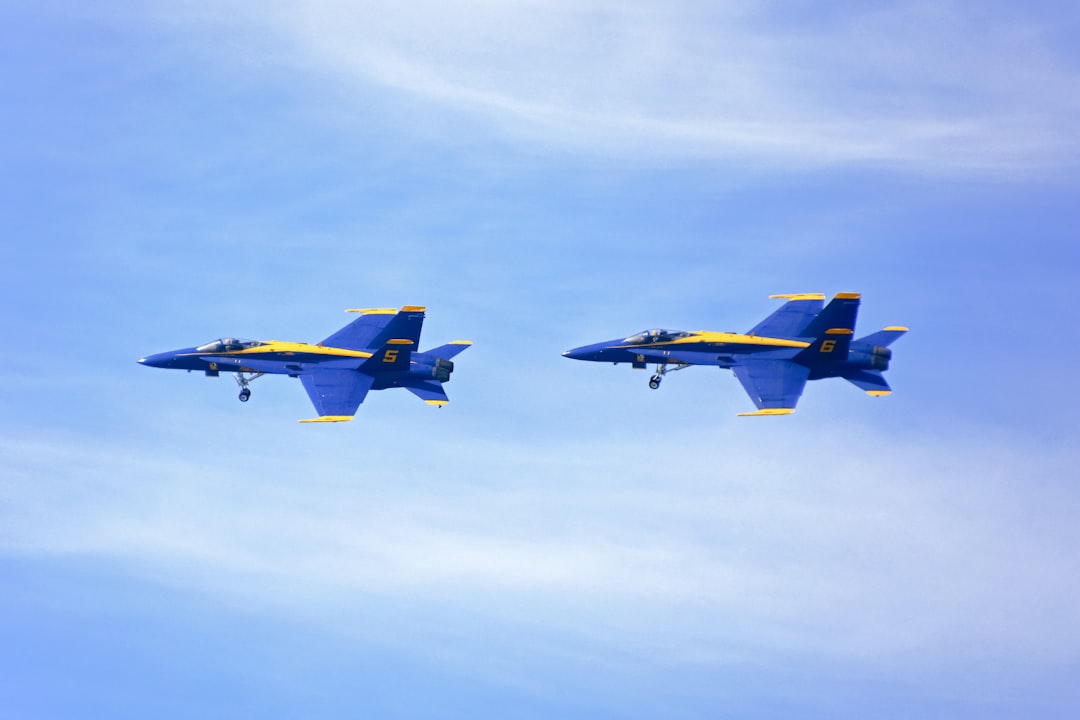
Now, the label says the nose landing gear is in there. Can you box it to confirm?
[234,371,264,402]
[647,361,689,389]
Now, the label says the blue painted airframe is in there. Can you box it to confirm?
[563,293,907,416]
[138,306,471,423]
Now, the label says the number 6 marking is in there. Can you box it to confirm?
[821,340,836,353]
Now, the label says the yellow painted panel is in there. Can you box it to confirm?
[737,408,796,416]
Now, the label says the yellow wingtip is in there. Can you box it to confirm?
[298,415,355,423]
[769,293,825,301]
[737,408,796,417]
[424,400,449,406]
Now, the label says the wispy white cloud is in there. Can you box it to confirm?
[156,0,1080,172]
[4,421,1078,680]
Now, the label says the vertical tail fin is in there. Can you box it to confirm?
[796,293,860,365]
[361,339,414,371]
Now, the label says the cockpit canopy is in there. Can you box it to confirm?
[622,329,692,345]
[196,338,266,353]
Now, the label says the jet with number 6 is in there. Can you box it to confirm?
[138,306,471,423]
[563,293,906,416]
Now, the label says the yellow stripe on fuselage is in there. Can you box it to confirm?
[226,341,373,359]
[616,332,810,351]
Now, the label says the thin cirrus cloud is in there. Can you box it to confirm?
[3,420,1077,672]
[161,1,1080,172]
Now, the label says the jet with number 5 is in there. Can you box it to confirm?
[563,293,906,415]
[138,306,471,422]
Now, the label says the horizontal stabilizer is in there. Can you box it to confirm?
[843,370,893,396]
[857,327,908,347]
[422,341,472,360]
[407,381,450,406]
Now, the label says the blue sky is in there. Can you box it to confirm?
[3,1,1080,717]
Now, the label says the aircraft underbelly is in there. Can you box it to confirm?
[643,345,800,367]
[371,370,437,390]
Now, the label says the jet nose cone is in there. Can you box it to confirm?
[138,352,172,368]
[564,343,611,361]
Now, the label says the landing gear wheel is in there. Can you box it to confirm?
[239,388,251,402]
[649,376,662,390]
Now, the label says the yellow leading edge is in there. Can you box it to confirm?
[738,408,796,416]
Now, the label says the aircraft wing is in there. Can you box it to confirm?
[298,369,376,422]
[321,306,426,351]
[748,294,825,339]
[731,359,810,416]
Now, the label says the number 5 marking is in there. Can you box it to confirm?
[384,349,399,363]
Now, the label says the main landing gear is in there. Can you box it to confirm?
[234,371,264,402]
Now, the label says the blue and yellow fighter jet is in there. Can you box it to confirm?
[563,293,906,415]
[138,306,471,422]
